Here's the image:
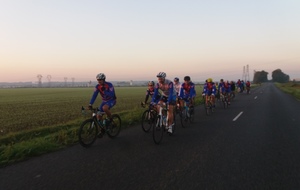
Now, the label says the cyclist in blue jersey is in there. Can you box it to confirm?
[218,79,231,105]
[203,78,217,108]
[88,73,117,124]
[151,72,177,134]
[179,76,196,113]
[142,81,161,109]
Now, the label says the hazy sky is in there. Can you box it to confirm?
[1,0,300,83]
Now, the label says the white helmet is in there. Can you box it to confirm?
[156,72,166,78]
[96,73,106,80]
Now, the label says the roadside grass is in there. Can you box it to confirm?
[275,82,300,100]
[0,86,204,167]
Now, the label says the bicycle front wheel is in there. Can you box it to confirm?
[141,110,155,133]
[107,114,122,138]
[78,118,98,148]
[153,116,164,144]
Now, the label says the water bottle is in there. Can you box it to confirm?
[103,119,106,126]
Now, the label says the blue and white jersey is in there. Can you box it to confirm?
[152,78,176,103]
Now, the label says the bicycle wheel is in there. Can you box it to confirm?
[153,116,164,144]
[224,100,228,109]
[205,102,212,116]
[78,118,98,148]
[179,108,187,128]
[169,109,176,136]
[141,110,155,133]
[107,114,122,138]
[189,107,195,123]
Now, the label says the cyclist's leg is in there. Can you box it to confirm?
[102,100,116,125]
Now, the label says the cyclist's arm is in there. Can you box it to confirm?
[144,90,150,103]
[89,85,100,105]
[167,82,174,104]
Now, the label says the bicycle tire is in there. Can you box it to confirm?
[153,116,164,144]
[205,102,212,116]
[169,109,176,136]
[78,118,98,148]
[141,110,155,133]
[180,108,187,128]
[107,114,122,138]
[189,108,195,123]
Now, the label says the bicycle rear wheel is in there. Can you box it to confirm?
[141,110,155,133]
[107,114,122,138]
[189,110,195,123]
[78,118,98,148]
[153,116,164,144]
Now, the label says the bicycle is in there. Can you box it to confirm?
[78,106,121,148]
[220,93,228,109]
[204,95,214,116]
[246,86,250,94]
[153,102,176,144]
[141,102,157,133]
[179,99,194,128]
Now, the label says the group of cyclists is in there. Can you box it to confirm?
[87,72,251,134]
[140,72,196,134]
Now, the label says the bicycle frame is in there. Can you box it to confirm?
[156,103,168,128]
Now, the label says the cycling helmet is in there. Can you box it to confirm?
[207,78,213,83]
[96,73,106,80]
[148,81,155,86]
[184,76,191,81]
[174,77,179,82]
[156,72,166,78]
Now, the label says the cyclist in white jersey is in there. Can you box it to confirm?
[151,72,177,134]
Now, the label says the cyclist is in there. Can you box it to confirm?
[88,73,117,125]
[151,72,177,134]
[179,76,196,114]
[203,78,216,108]
[246,80,251,94]
[141,81,161,110]
[218,79,231,105]
[173,77,181,111]
[230,81,236,99]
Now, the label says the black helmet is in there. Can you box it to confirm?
[184,76,191,81]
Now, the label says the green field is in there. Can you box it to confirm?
[0,85,204,166]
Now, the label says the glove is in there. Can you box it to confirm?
[202,93,205,96]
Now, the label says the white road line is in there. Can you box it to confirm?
[233,112,243,121]
[254,96,258,99]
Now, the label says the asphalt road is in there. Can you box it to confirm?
[1,83,300,190]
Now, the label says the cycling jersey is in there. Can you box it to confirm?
[89,82,116,104]
[203,82,216,96]
[218,82,231,93]
[246,81,251,87]
[179,82,196,99]
[152,78,176,104]
[174,82,181,97]
[145,87,161,103]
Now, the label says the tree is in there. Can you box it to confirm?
[272,69,290,83]
[253,70,268,83]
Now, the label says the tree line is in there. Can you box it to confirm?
[253,69,290,83]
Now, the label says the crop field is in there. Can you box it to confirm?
[0,85,204,136]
